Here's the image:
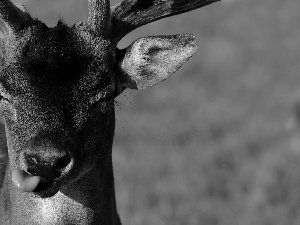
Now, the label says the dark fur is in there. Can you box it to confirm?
[0,0,219,224]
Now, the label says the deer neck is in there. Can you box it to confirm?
[0,153,120,225]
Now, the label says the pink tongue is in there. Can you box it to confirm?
[12,169,44,192]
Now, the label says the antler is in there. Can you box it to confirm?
[0,0,33,32]
[110,0,220,43]
[88,0,111,37]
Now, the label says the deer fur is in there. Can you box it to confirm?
[0,0,219,224]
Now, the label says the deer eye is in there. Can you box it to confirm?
[88,94,112,113]
[0,85,11,104]
[0,94,13,118]
[0,94,12,111]
[0,95,9,102]
[88,94,114,115]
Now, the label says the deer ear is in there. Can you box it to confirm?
[115,34,198,95]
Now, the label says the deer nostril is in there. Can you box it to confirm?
[24,151,72,180]
[54,155,71,172]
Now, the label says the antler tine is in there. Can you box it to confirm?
[0,0,33,32]
[88,0,111,37]
[110,0,220,44]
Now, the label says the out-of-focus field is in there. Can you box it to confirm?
[1,0,300,224]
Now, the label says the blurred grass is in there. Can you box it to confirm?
[1,0,300,224]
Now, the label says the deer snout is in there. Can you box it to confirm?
[21,148,71,180]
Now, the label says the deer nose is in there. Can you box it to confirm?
[23,150,71,180]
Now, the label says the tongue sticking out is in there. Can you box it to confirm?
[12,169,48,192]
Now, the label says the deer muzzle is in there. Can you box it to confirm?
[12,134,74,193]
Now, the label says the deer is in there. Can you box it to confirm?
[0,0,219,224]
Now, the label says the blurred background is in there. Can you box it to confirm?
[1,0,300,224]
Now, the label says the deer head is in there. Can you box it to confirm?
[0,0,219,224]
